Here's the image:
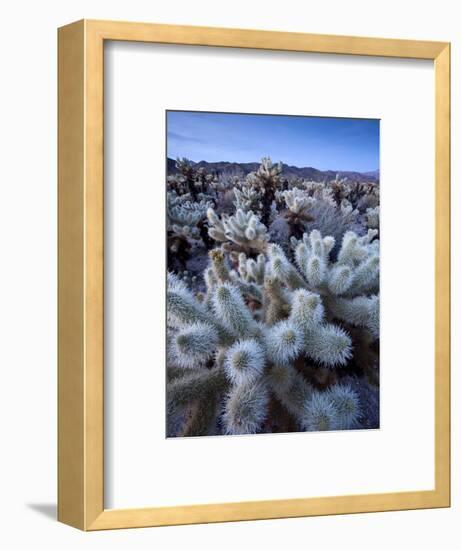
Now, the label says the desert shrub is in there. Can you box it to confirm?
[166,228,378,436]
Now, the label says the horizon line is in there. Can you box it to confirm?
[167,156,379,175]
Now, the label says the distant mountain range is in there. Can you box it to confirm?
[167,158,379,183]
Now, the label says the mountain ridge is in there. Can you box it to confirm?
[167,158,379,183]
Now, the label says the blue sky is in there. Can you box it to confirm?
[167,111,379,172]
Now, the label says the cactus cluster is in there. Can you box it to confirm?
[166,157,379,436]
[207,208,269,258]
[167,191,213,268]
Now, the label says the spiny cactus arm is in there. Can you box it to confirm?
[282,188,316,219]
[224,339,265,385]
[270,279,354,368]
[203,266,217,298]
[292,230,335,289]
[222,380,269,435]
[294,241,309,275]
[259,157,283,179]
[269,365,356,431]
[167,192,211,239]
[323,235,336,256]
[205,265,263,316]
[299,230,331,288]
[336,231,359,265]
[327,384,361,429]
[327,264,354,295]
[223,210,269,253]
[167,285,208,327]
[167,368,228,413]
[213,283,259,338]
[328,295,379,339]
[348,254,379,295]
[289,289,325,331]
[264,321,303,366]
[228,254,265,308]
[209,249,232,283]
[233,183,262,213]
[267,244,307,290]
[171,322,219,368]
[316,229,379,296]
[303,324,353,367]
[167,275,233,344]
[306,254,327,288]
[336,231,369,266]
[208,208,268,254]
[303,391,340,431]
[237,252,266,285]
[167,271,189,292]
[207,208,228,242]
[225,210,247,235]
[263,276,291,325]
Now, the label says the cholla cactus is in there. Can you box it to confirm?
[237,252,266,285]
[328,384,361,429]
[329,178,379,211]
[279,188,316,238]
[167,158,199,198]
[244,157,284,225]
[168,158,221,209]
[289,229,379,337]
[303,391,340,431]
[302,180,337,205]
[254,157,283,184]
[223,380,270,435]
[167,225,377,437]
[167,192,212,268]
[167,192,210,234]
[224,339,265,385]
[207,207,269,257]
[174,269,197,289]
[169,158,210,200]
[282,188,316,216]
[277,186,361,246]
[366,206,380,229]
[166,154,379,437]
[233,182,263,213]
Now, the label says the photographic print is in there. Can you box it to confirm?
[166,111,380,438]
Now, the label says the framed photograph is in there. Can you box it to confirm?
[58,20,450,530]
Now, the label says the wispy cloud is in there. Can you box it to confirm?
[167,131,206,144]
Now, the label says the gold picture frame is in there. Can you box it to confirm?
[58,19,451,530]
